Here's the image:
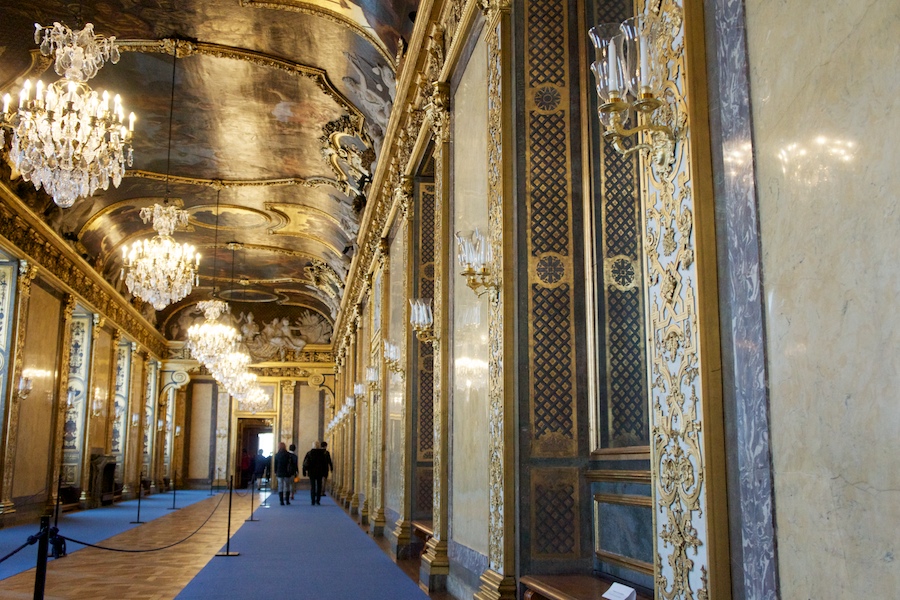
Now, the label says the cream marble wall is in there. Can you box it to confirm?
[745,1,900,595]
[12,282,61,500]
[450,31,490,557]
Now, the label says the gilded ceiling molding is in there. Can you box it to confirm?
[237,0,395,68]
[0,186,166,358]
[118,38,365,121]
[125,170,342,192]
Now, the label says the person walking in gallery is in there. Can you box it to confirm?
[288,443,299,500]
[320,441,333,496]
[273,442,297,505]
[251,448,268,487]
[240,448,252,488]
[302,442,327,505]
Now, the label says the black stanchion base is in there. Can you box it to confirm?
[166,507,179,510]
[245,517,258,522]
[129,520,145,524]
[215,551,240,557]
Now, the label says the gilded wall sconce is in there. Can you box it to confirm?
[17,376,33,401]
[409,298,437,343]
[366,366,379,388]
[383,341,403,375]
[589,16,675,166]
[456,229,499,297]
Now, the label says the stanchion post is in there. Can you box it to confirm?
[209,468,216,496]
[168,470,178,510]
[261,476,270,508]
[34,515,50,599]
[130,470,145,524]
[216,475,239,557]
[53,474,62,529]
[245,478,258,522]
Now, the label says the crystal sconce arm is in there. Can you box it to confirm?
[589,16,675,167]
[456,229,499,298]
[409,298,437,343]
[16,376,33,401]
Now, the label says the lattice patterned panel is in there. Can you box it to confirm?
[603,140,638,257]
[526,1,566,86]
[415,466,433,520]
[529,112,571,256]
[607,292,648,445]
[532,285,575,456]
[532,468,579,557]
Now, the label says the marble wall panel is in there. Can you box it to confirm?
[449,31,490,556]
[296,383,319,454]
[188,382,213,480]
[745,0,900,596]
[12,281,61,500]
[384,223,407,515]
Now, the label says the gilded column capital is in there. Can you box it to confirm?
[280,379,296,395]
[395,175,414,221]
[111,330,124,348]
[92,314,106,340]
[480,0,512,26]
[378,238,390,266]
[428,81,451,143]
[16,260,38,295]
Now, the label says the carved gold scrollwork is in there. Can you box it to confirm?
[642,1,709,598]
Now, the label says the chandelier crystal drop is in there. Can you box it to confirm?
[121,204,199,310]
[0,22,135,208]
[186,300,240,364]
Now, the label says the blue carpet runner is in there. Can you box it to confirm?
[0,489,210,581]
[177,494,428,600]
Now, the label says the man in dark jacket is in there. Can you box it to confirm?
[302,442,331,505]
[273,442,298,505]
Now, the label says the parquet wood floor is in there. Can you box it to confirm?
[0,492,258,599]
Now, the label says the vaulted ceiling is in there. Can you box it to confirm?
[0,0,418,345]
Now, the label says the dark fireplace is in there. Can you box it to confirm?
[90,454,117,507]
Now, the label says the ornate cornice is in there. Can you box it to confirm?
[0,186,166,358]
[118,39,364,123]
[237,0,395,68]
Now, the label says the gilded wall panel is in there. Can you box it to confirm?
[89,328,112,456]
[188,382,213,481]
[524,0,578,459]
[12,281,61,500]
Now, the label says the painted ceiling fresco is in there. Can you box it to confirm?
[0,0,419,340]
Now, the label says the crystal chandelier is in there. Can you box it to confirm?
[121,204,199,309]
[186,300,240,364]
[0,22,134,208]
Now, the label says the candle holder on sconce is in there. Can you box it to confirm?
[589,16,675,167]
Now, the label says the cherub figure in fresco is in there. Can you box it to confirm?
[343,51,394,148]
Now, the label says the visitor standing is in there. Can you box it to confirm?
[302,442,326,505]
[273,442,297,505]
[288,443,299,500]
